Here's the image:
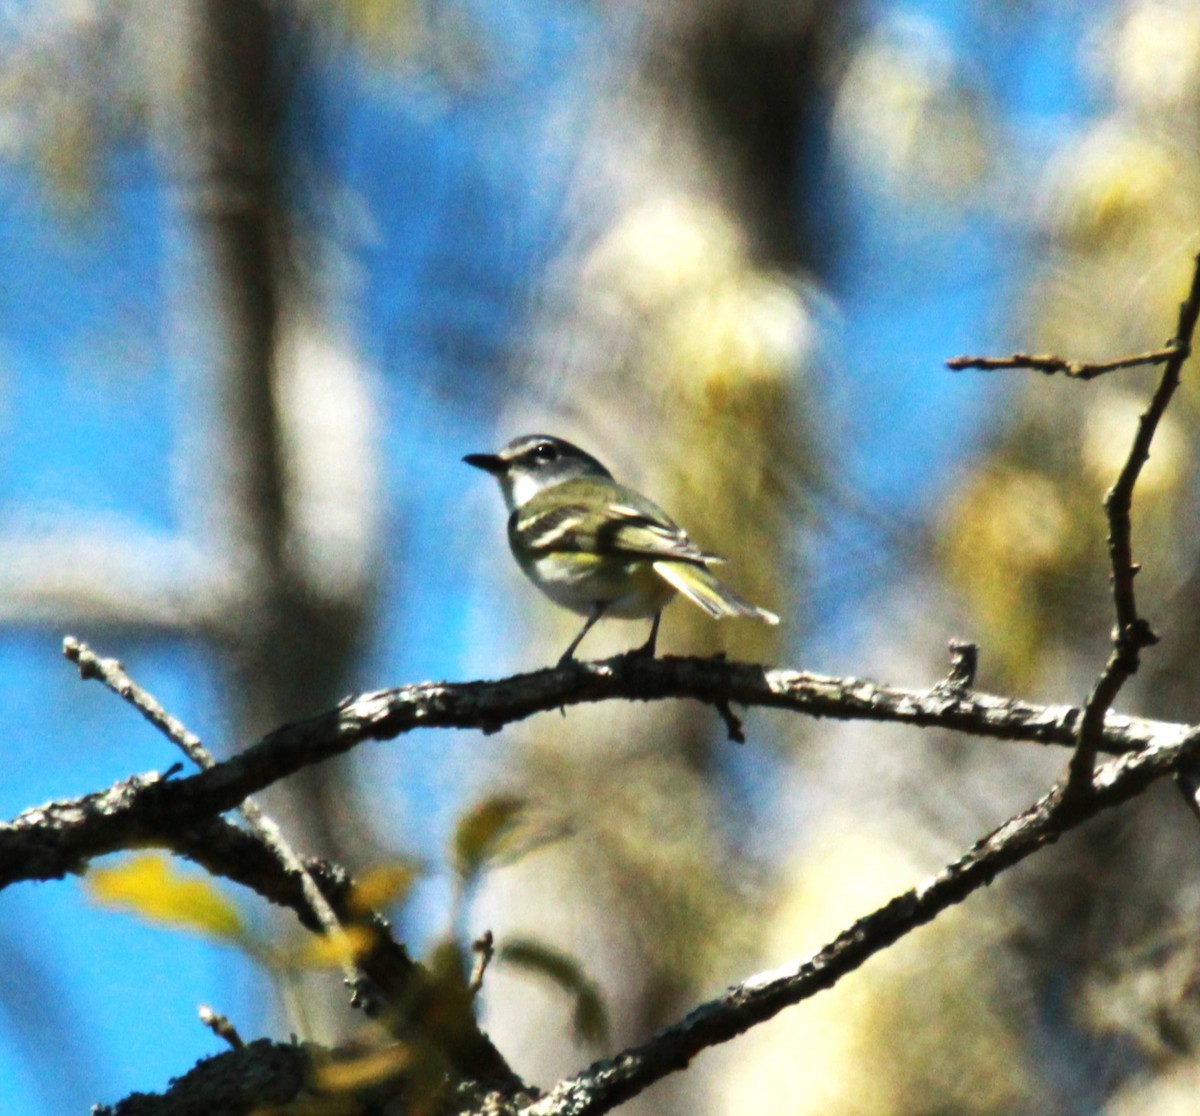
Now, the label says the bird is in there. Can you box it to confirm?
[464,433,779,663]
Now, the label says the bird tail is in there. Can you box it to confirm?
[652,561,779,624]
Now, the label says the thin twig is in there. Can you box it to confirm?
[936,639,978,693]
[63,636,209,766]
[199,1004,245,1050]
[1067,252,1200,796]
[946,346,1179,379]
[469,930,495,998]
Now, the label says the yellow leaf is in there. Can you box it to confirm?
[294,925,377,969]
[313,1042,413,1092]
[87,854,244,941]
[348,862,419,915]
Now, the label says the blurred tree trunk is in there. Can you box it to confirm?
[165,0,378,1040]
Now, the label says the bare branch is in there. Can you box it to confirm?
[946,346,1180,379]
[714,699,745,743]
[4,654,1191,894]
[30,631,1200,1113]
[1068,252,1200,794]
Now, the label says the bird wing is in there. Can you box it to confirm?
[510,480,720,565]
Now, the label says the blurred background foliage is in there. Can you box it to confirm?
[3,1,1200,1114]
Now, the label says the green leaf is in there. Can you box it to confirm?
[500,938,610,1045]
[451,795,528,884]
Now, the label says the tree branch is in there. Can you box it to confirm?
[90,711,1200,1115]
[63,637,374,1010]
[947,254,1200,797]
[3,653,1190,894]
[1067,252,1200,794]
[56,638,520,1086]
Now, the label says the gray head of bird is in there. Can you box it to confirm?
[463,434,613,512]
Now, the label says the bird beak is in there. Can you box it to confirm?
[463,452,506,475]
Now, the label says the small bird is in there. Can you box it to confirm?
[464,434,779,663]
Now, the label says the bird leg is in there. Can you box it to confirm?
[559,602,607,665]
[633,611,662,659]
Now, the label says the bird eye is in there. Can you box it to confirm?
[531,442,558,464]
